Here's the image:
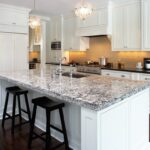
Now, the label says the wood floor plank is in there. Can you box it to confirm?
[0,119,66,150]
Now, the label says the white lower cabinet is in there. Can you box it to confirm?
[101,69,142,80]
[81,89,150,150]
[140,74,150,81]
[101,70,131,79]
[100,101,128,150]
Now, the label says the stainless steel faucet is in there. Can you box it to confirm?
[56,57,67,75]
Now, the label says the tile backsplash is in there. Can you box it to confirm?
[69,36,150,68]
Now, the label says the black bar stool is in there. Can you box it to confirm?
[2,86,31,134]
[28,96,69,150]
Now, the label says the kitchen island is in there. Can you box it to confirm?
[0,66,150,150]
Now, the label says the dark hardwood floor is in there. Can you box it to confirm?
[0,119,66,150]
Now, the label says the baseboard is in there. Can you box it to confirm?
[22,115,80,150]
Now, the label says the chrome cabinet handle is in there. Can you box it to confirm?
[145,78,150,80]
[106,73,110,76]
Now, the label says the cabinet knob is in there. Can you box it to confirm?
[145,78,150,80]
[12,22,16,25]
[106,73,110,76]
[121,75,125,78]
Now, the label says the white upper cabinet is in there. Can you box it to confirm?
[76,8,110,36]
[63,16,89,51]
[0,4,30,34]
[50,16,62,42]
[13,34,28,70]
[142,0,150,50]
[112,6,124,50]
[112,1,141,51]
[0,32,28,71]
[0,33,14,71]
[126,2,141,49]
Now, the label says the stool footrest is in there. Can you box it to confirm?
[32,132,46,141]
[50,124,63,133]
[21,109,28,114]
[5,113,19,120]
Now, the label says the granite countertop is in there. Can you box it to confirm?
[0,67,149,111]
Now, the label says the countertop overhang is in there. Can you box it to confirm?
[0,68,149,111]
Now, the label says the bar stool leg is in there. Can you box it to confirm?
[24,93,31,123]
[12,95,17,135]
[59,108,69,150]
[2,92,9,128]
[17,95,22,125]
[46,109,51,150]
[28,105,37,148]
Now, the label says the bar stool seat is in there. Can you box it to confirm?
[6,86,28,95]
[2,86,31,134]
[32,97,64,110]
[28,96,69,150]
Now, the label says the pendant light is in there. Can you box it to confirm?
[75,0,93,20]
[29,0,40,29]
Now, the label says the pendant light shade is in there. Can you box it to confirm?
[29,0,40,29]
[75,0,93,20]
[29,16,40,29]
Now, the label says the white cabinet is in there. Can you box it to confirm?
[142,0,150,50]
[13,34,28,70]
[112,1,141,51]
[101,70,131,79]
[50,16,62,42]
[140,73,150,81]
[76,8,110,36]
[0,4,30,34]
[0,33,14,71]
[81,89,150,150]
[112,6,124,50]
[101,101,129,150]
[0,32,28,71]
[63,16,89,51]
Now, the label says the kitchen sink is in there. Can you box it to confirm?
[62,72,88,78]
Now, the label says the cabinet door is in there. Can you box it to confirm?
[129,90,149,150]
[112,6,124,50]
[101,101,128,150]
[50,17,62,42]
[13,34,28,70]
[0,33,13,71]
[126,3,141,49]
[51,20,57,41]
[63,19,71,50]
[142,0,150,50]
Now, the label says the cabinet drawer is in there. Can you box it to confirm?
[140,74,150,81]
[101,70,131,79]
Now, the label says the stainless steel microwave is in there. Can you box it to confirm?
[51,41,61,50]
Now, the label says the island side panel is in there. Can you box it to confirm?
[81,88,150,150]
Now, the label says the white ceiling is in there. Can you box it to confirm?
[0,0,125,16]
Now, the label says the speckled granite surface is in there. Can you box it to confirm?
[0,67,149,111]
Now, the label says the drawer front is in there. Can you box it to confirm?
[140,74,150,81]
[101,70,131,79]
